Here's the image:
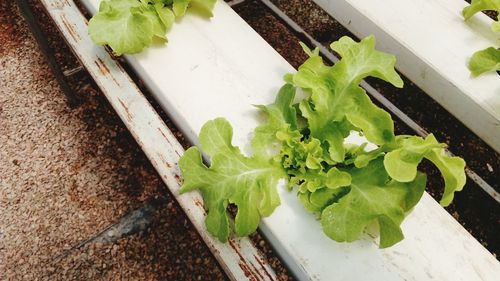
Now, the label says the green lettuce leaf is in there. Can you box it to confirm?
[290,36,403,162]
[463,0,500,32]
[154,2,175,30]
[88,0,157,55]
[173,0,190,16]
[384,134,466,206]
[321,158,427,248]
[468,47,500,77]
[294,167,351,193]
[179,118,285,242]
[298,187,349,216]
[146,5,169,39]
[252,84,298,156]
[89,0,216,55]
[191,0,217,16]
[174,0,217,17]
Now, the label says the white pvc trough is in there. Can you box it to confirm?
[313,0,500,153]
[52,0,500,280]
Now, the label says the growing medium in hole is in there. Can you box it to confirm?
[179,36,466,248]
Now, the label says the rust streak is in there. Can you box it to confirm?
[173,173,182,184]
[60,14,80,41]
[228,240,262,281]
[193,200,207,215]
[156,128,183,158]
[51,0,64,9]
[155,129,183,157]
[250,263,264,280]
[239,261,258,281]
[157,153,172,168]
[157,127,173,144]
[94,57,121,86]
[253,254,275,281]
[94,61,107,76]
[97,58,111,75]
[174,150,182,157]
[110,75,121,87]
[117,98,132,121]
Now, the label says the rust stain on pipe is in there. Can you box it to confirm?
[117,98,132,122]
[93,57,121,86]
[193,200,207,215]
[173,173,182,184]
[96,58,111,75]
[253,254,274,281]
[157,153,172,168]
[250,263,264,280]
[51,0,66,9]
[157,127,173,145]
[60,14,80,42]
[228,240,263,281]
[156,127,182,158]
[239,261,259,281]
[94,61,106,76]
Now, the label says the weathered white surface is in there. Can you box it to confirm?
[313,0,500,153]
[79,0,500,280]
[41,0,278,280]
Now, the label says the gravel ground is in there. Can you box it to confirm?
[0,1,227,280]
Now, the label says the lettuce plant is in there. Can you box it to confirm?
[88,0,216,55]
[179,36,466,248]
[463,0,500,76]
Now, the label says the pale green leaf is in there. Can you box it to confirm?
[299,41,320,57]
[88,0,154,55]
[384,134,444,182]
[468,47,500,77]
[492,19,500,32]
[154,3,175,30]
[321,159,426,248]
[426,149,467,207]
[179,118,284,242]
[463,0,500,24]
[294,166,351,193]
[298,187,349,216]
[191,0,217,16]
[290,36,403,162]
[383,134,466,206]
[252,84,298,156]
[173,0,190,16]
[89,0,216,55]
[144,4,168,39]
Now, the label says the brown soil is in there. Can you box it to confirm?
[0,1,226,280]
